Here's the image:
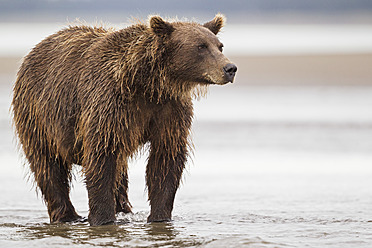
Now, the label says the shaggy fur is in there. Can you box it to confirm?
[12,14,236,226]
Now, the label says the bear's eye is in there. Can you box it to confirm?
[198,44,208,50]
[218,44,224,52]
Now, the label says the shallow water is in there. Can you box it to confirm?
[1,78,372,247]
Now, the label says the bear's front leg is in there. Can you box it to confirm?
[85,153,117,226]
[146,143,187,222]
[145,100,192,222]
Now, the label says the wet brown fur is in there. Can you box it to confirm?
[12,14,235,226]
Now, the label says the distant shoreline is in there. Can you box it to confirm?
[1,54,372,85]
[229,54,372,85]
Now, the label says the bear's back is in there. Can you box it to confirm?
[19,25,110,83]
[15,25,111,100]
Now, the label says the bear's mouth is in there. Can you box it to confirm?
[203,79,216,85]
[200,74,230,85]
[203,78,231,85]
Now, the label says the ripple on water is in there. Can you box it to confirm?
[0,211,209,248]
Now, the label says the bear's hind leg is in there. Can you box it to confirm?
[115,170,132,214]
[28,152,81,223]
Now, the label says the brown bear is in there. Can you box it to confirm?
[12,14,237,226]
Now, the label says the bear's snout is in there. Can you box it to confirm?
[223,63,237,83]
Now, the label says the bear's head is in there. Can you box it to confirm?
[150,14,237,87]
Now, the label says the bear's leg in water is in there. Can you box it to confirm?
[26,131,80,223]
[115,167,132,214]
[85,153,117,226]
[146,143,187,222]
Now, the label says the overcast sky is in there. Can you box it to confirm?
[1,0,372,23]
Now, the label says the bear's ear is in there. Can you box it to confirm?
[203,14,225,35]
[150,16,174,36]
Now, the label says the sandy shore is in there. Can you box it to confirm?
[229,54,372,85]
[1,54,372,85]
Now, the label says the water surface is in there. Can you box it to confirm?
[1,72,372,247]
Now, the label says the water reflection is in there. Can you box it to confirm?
[144,222,205,247]
[143,222,181,245]
[12,214,204,247]
[145,222,176,237]
[18,222,129,246]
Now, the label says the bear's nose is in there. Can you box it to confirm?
[223,63,237,82]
